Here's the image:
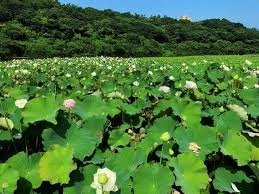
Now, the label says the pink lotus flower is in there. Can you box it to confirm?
[63,99,76,109]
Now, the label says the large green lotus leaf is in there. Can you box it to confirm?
[213,167,253,193]
[121,103,141,115]
[251,145,259,161]
[169,152,209,194]
[88,149,113,165]
[105,99,122,117]
[153,98,176,115]
[208,69,225,83]
[206,94,227,104]
[108,124,130,148]
[173,124,219,159]
[101,80,116,94]
[42,128,67,150]
[243,75,257,88]
[221,131,253,166]
[215,111,242,134]
[63,164,97,194]
[39,145,77,185]
[133,164,175,194]
[10,109,22,129]
[0,130,12,141]
[66,117,105,160]
[43,117,106,160]
[5,87,28,100]
[247,103,259,118]
[240,88,259,105]
[0,163,19,194]
[0,98,16,115]
[22,95,61,124]
[74,95,119,120]
[121,99,151,115]
[198,81,214,94]
[171,98,201,126]
[105,147,147,187]
[7,152,42,189]
[148,116,176,138]
[119,178,133,194]
[139,116,176,153]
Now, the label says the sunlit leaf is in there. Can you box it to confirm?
[169,152,209,194]
[39,145,77,184]
[133,164,174,194]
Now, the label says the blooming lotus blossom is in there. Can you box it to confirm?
[63,99,76,109]
[15,99,28,109]
[133,81,139,86]
[107,91,124,99]
[159,86,171,93]
[21,69,29,74]
[91,72,97,77]
[169,76,175,81]
[255,84,259,88]
[227,104,248,121]
[245,60,252,65]
[147,71,153,75]
[221,65,230,72]
[65,73,71,78]
[91,168,118,194]
[185,81,197,89]
[175,91,182,97]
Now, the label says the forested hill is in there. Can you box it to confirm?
[1,0,259,60]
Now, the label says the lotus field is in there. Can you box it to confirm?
[0,56,258,194]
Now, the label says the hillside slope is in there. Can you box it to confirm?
[1,0,259,59]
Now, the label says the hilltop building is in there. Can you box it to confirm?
[180,16,192,22]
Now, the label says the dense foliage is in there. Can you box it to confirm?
[1,0,259,60]
[0,55,258,193]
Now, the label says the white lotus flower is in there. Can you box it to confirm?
[91,72,97,77]
[169,76,175,81]
[175,91,182,97]
[158,86,171,93]
[65,73,71,78]
[15,99,28,109]
[91,168,118,194]
[147,71,153,75]
[245,60,252,65]
[222,65,230,72]
[133,81,139,86]
[107,91,124,99]
[227,104,248,121]
[255,84,259,88]
[21,69,29,74]
[185,81,197,89]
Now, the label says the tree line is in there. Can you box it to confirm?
[1,0,259,60]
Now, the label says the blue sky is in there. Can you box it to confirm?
[59,0,259,29]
